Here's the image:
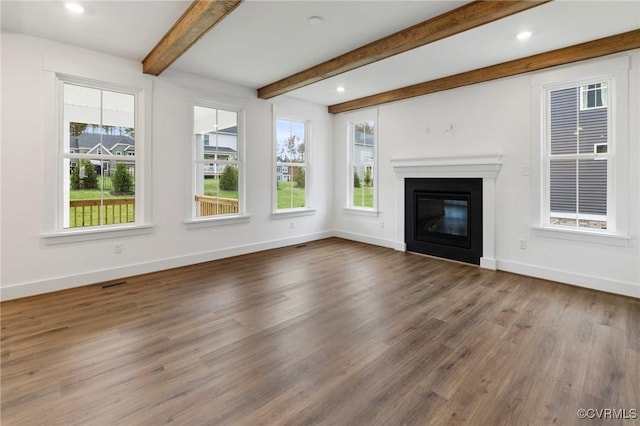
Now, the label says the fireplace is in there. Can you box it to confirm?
[405,178,483,264]
[391,155,502,269]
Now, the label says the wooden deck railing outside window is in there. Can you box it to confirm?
[69,198,135,227]
[195,195,239,216]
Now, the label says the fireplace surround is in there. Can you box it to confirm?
[391,155,502,269]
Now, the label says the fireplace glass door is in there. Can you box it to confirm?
[414,193,470,249]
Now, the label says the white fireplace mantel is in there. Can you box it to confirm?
[391,154,502,270]
[390,154,502,178]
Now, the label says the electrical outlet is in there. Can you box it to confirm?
[114,243,123,254]
[521,166,530,176]
[519,239,527,250]
[290,221,295,229]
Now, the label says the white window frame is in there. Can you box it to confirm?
[42,70,153,245]
[346,116,378,215]
[530,56,631,247]
[185,99,249,229]
[542,77,613,231]
[272,111,314,217]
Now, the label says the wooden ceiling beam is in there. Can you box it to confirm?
[328,29,640,114]
[143,0,243,76]
[257,0,550,99]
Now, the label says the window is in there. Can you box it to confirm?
[192,104,242,218]
[275,118,308,210]
[580,82,607,110]
[61,82,139,229]
[544,79,611,231]
[349,120,376,209]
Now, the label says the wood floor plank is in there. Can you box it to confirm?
[1,238,638,425]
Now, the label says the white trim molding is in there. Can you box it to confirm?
[497,259,640,299]
[390,154,502,179]
[391,154,502,270]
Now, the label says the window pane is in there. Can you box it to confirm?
[549,159,607,230]
[277,166,305,209]
[276,119,305,164]
[353,167,374,208]
[194,107,238,161]
[581,83,607,109]
[549,87,578,155]
[64,84,101,154]
[578,97,608,154]
[64,85,136,155]
[351,121,375,209]
[193,105,241,217]
[66,158,135,228]
[195,163,239,217]
[102,91,134,129]
[549,159,577,220]
[578,158,607,218]
[194,106,217,135]
[354,121,374,148]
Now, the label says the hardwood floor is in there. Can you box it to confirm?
[1,238,638,425]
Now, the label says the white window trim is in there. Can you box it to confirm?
[272,109,313,216]
[529,55,631,245]
[542,76,613,232]
[346,109,379,213]
[184,214,251,229]
[41,67,153,244]
[270,208,316,219]
[186,99,246,226]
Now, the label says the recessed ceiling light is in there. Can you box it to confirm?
[516,31,532,41]
[307,16,324,25]
[336,86,345,93]
[65,2,84,14]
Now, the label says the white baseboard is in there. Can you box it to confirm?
[497,259,640,299]
[3,232,637,301]
[332,230,405,251]
[480,257,497,270]
[0,231,333,301]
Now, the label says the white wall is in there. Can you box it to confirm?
[2,33,638,300]
[0,33,333,300]
[333,52,640,298]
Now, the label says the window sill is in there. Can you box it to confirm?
[42,224,153,245]
[271,208,316,219]
[530,225,631,247]
[343,207,379,217]
[184,214,251,229]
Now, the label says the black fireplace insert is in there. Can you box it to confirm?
[405,178,482,264]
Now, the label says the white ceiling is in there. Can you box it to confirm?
[2,1,639,108]
[0,0,191,61]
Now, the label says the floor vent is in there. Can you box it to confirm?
[102,281,128,289]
